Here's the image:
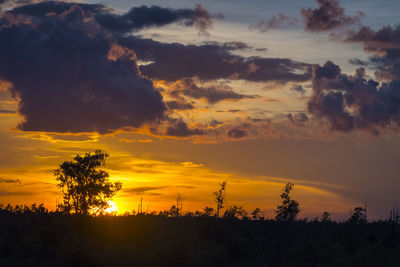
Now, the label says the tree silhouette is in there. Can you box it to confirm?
[214,181,227,217]
[275,183,300,221]
[349,206,367,223]
[54,150,122,215]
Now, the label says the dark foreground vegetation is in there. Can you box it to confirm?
[1,207,399,267]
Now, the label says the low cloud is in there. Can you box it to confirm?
[227,128,247,139]
[0,178,21,184]
[124,186,168,194]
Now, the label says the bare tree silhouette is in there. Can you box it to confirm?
[214,181,227,217]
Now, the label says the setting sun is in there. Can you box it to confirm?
[105,201,118,214]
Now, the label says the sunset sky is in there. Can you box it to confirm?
[1,0,400,219]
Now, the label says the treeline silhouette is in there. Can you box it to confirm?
[0,203,399,266]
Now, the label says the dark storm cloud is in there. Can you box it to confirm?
[249,13,298,33]
[0,3,165,133]
[308,61,400,134]
[119,36,312,83]
[170,78,258,104]
[301,0,363,32]
[343,25,400,81]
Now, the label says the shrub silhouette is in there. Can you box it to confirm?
[54,150,122,215]
[251,208,262,220]
[275,183,300,221]
[321,211,332,223]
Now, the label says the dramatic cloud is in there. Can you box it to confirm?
[343,25,400,81]
[249,13,298,32]
[308,61,400,134]
[301,0,363,32]
[0,5,167,133]
[169,78,258,104]
[119,36,312,83]
[0,1,318,140]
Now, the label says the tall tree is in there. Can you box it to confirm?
[214,181,227,217]
[275,183,300,221]
[54,150,122,215]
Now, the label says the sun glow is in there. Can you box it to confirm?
[104,200,118,214]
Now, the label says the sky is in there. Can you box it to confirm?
[0,0,400,219]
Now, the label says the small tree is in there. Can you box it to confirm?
[349,206,366,223]
[54,150,122,215]
[275,183,300,222]
[213,181,227,217]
